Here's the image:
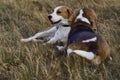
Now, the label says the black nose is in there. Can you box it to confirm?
[48,15,52,20]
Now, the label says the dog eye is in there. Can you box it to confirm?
[57,11,61,14]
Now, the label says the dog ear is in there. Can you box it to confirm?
[66,7,73,18]
[68,9,80,26]
[83,8,97,32]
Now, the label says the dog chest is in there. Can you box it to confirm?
[56,26,70,38]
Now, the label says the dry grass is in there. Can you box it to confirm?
[0,0,120,80]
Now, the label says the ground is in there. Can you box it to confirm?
[0,0,120,80]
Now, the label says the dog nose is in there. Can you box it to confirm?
[48,15,52,20]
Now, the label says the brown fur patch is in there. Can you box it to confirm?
[82,8,97,32]
[68,8,97,32]
[68,35,110,65]
[66,15,110,65]
[57,6,73,19]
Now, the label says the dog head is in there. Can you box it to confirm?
[68,8,97,32]
[48,6,72,25]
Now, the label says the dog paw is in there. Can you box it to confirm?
[56,46,64,51]
[33,39,44,42]
[21,39,30,42]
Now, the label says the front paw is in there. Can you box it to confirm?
[21,38,30,42]
[56,46,66,52]
[56,46,67,56]
[56,46,64,51]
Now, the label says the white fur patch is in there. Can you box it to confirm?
[46,24,70,44]
[47,25,70,44]
[67,48,73,56]
[73,50,95,60]
[67,48,95,60]
[82,37,97,43]
[75,9,90,24]
[49,6,68,24]
[93,61,101,65]
[56,46,64,51]
[109,56,112,60]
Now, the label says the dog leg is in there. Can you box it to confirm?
[47,37,58,44]
[67,49,95,60]
[21,32,46,42]
[47,28,61,44]
[21,26,57,42]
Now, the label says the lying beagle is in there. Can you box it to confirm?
[21,6,72,44]
[21,6,97,45]
[58,8,110,65]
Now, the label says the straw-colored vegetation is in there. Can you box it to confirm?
[0,0,120,80]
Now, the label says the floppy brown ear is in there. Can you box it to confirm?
[66,7,73,18]
[83,8,97,32]
[68,9,80,26]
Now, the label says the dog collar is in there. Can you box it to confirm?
[62,24,69,27]
[56,24,70,29]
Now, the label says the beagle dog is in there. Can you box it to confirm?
[21,6,97,45]
[21,6,72,44]
[58,8,110,65]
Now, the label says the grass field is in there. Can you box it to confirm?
[0,0,120,80]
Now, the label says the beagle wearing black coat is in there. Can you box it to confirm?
[58,8,110,65]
